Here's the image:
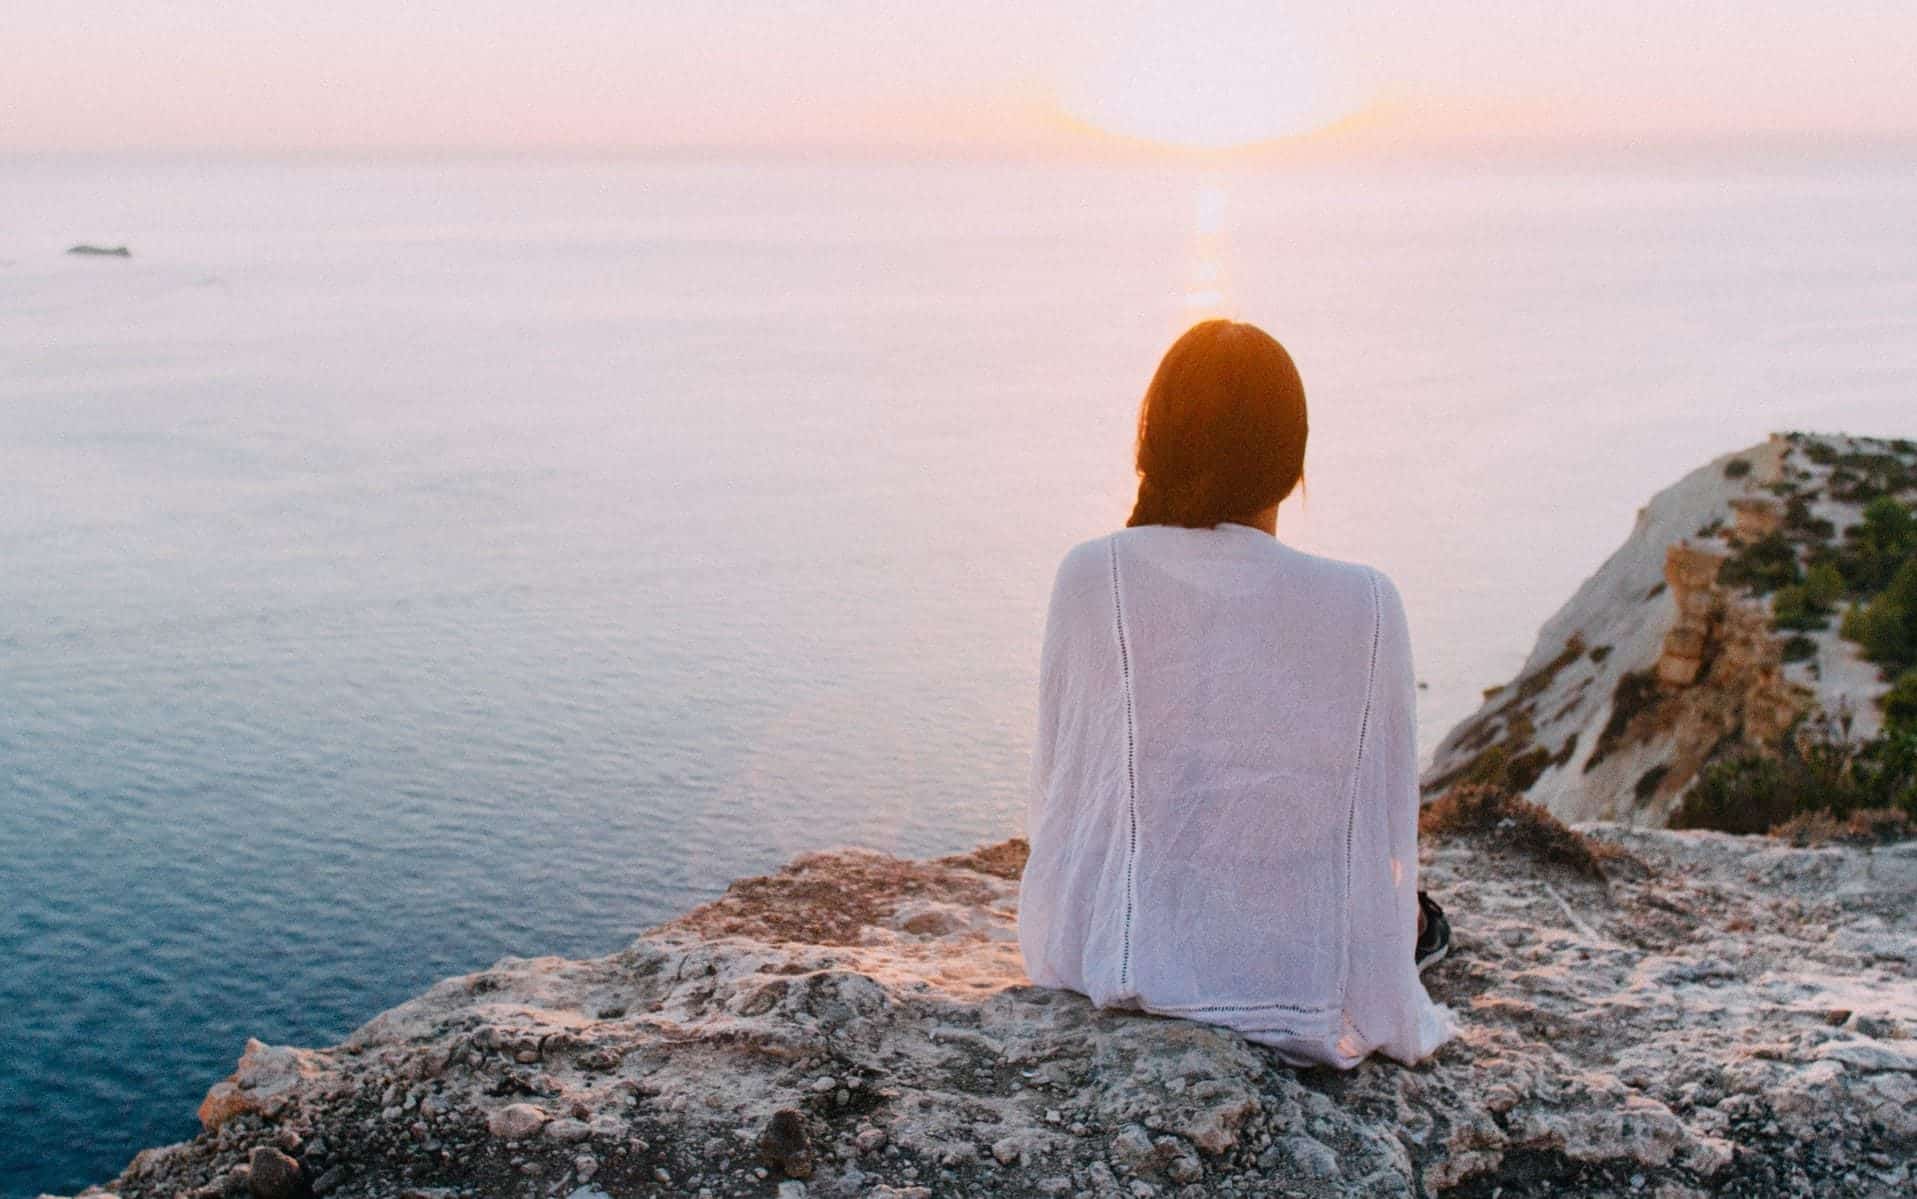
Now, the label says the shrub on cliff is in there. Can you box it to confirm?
[1884,669,1917,734]
[1719,531,1801,594]
[1834,496,1916,594]
[1420,784,1633,881]
[1841,556,1917,673]
[1673,718,1917,835]
[1771,806,1914,846]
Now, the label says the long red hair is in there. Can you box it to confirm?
[1126,320,1308,529]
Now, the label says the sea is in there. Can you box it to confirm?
[4,150,1916,1195]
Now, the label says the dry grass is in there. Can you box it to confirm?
[936,838,1030,880]
[1420,784,1640,882]
[1770,807,1913,847]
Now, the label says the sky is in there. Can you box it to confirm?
[6,1,1917,154]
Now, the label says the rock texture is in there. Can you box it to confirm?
[1423,432,1912,825]
[50,829,1917,1199]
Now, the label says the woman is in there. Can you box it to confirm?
[1018,320,1455,1069]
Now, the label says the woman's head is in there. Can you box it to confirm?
[1126,320,1308,529]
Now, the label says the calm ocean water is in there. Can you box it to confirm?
[4,152,1916,1194]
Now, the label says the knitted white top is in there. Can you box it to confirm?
[1018,522,1456,1068]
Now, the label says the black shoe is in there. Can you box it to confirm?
[1415,891,1450,974]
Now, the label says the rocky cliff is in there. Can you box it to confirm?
[1422,433,1912,826]
[51,824,1917,1199]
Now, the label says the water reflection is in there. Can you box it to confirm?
[1183,177,1233,320]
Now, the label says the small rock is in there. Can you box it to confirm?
[1282,1136,1339,1180]
[777,1182,807,1199]
[245,1147,301,1199]
[759,1107,814,1180]
[545,1117,592,1143]
[854,1126,888,1154]
[574,1154,598,1182]
[1112,1123,1158,1172]
[811,1076,838,1093]
[310,1166,343,1196]
[992,1136,1022,1165]
[487,1103,549,1141]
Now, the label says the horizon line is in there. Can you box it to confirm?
[6,128,1917,166]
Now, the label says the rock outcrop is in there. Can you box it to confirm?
[1423,433,1913,826]
[51,829,1917,1199]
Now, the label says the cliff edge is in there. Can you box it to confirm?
[1423,433,1914,826]
[53,827,1917,1199]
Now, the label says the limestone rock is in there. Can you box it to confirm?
[49,831,1917,1198]
[1425,432,1912,825]
[486,1102,549,1141]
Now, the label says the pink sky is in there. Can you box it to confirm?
[9,2,1916,153]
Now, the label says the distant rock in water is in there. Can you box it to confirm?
[67,244,131,257]
[48,833,1917,1197]
[1424,432,1917,827]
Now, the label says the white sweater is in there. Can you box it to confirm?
[1018,522,1456,1068]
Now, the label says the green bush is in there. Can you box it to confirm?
[1783,495,1835,542]
[1805,561,1845,609]
[1837,497,1916,594]
[1842,557,1917,672]
[1771,586,1828,632]
[1673,719,1917,835]
[1884,670,1917,734]
[1719,531,1801,594]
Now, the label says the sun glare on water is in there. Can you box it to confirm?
[1065,6,1353,150]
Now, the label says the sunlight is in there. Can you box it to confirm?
[1065,5,1353,150]
[1182,178,1233,321]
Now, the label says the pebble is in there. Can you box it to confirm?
[811,1076,838,1093]
[545,1117,593,1143]
[574,1154,598,1182]
[992,1136,1022,1165]
[1111,1124,1157,1171]
[245,1146,302,1199]
[487,1103,550,1141]
[759,1107,815,1180]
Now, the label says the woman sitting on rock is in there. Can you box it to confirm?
[1018,319,1455,1068]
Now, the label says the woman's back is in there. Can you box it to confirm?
[1018,522,1453,1067]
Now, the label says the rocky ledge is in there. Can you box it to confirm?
[54,825,1916,1199]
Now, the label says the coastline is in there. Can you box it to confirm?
[53,829,1917,1199]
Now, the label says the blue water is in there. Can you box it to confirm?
[4,153,1917,1195]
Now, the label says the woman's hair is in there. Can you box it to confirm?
[1125,319,1308,529]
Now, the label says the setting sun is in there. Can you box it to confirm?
[1063,7,1357,149]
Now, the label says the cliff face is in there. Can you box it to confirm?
[1423,433,1910,826]
[56,829,1917,1199]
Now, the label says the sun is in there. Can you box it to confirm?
[1062,6,1354,150]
